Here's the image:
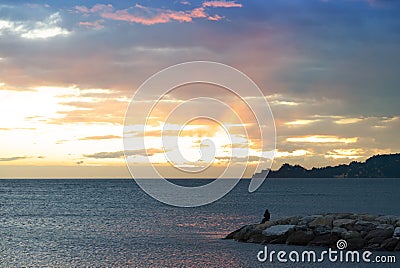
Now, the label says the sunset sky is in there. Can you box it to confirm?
[1,0,399,178]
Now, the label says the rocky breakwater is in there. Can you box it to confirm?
[225,213,400,251]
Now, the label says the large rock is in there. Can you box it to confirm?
[314,226,331,236]
[247,230,267,243]
[395,241,400,251]
[393,227,400,238]
[331,213,353,220]
[275,216,302,225]
[343,230,362,240]
[346,237,365,250]
[227,224,258,241]
[376,224,394,231]
[354,214,378,222]
[376,215,399,225]
[287,215,303,225]
[365,229,394,245]
[286,230,315,246]
[354,220,378,233]
[309,216,333,228]
[298,215,320,225]
[333,219,356,230]
[381,238,399,251]
[254,220,276,230]
[331,227,347,237]
[309,233,340,247]
[262,225,296,237]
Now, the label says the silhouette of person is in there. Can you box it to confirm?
[261,209,270,224]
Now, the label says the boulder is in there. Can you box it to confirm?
[376,224,394,231]
[365,229,394,245]
[309,216,333,229]
[255,220,276,230]
[395,241,400,251]
[333,219,356,230]
[393,227,400,238]
[262,225,296,237]
[225,225,245,239]
[343,230,362,240]
[331,213,353,220]
[314,226,331,236]
[230,225,257,241]
[298,215,320,225]
[331,227,347,237]
[376,215,399,225]
[247,231,267,243]
[381,238,399,251]
[346,237,365,250]
[309,233,340,248]
[396,220,400,227]
[366,243,382,251]
[287,215,302,225]
[354,220,378,233]
[353,214,377,222]
[286,230,315,245]
[275,216,302,225]
[269,236,288,244]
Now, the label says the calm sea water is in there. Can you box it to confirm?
[0,178,399,267]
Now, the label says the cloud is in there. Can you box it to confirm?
[78,20,104,29]
[286,135,358,144]
[334,118,364,125]
[275,149,309,158]
[0,12,69,39]
[83,148,165,159]
[0,156,29,162]
[285,119,320,126]
[215,155,270,163]
[202,1,243,8]
[325,149,365,159]
[50,99,127,124]
[78,135,121,140]
[74,2,242,26]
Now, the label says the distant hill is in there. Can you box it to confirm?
[268,153,400,178]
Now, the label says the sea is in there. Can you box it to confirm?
[0,178,399,267]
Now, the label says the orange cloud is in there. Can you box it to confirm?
[79,135,121,140]
[286,135,358,144]
[84,148,165,159]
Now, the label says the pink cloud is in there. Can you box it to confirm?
[190,7,207,18]
[78,20,105,29]
[75,1,242,26]
[100,9,192,25]
[208,14,224,21]
[202,1,243,8]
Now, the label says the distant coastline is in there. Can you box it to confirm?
[268,153,400,178]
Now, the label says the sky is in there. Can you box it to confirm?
[0,0,399,178]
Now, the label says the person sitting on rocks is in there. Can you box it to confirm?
[261,209,270,224]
